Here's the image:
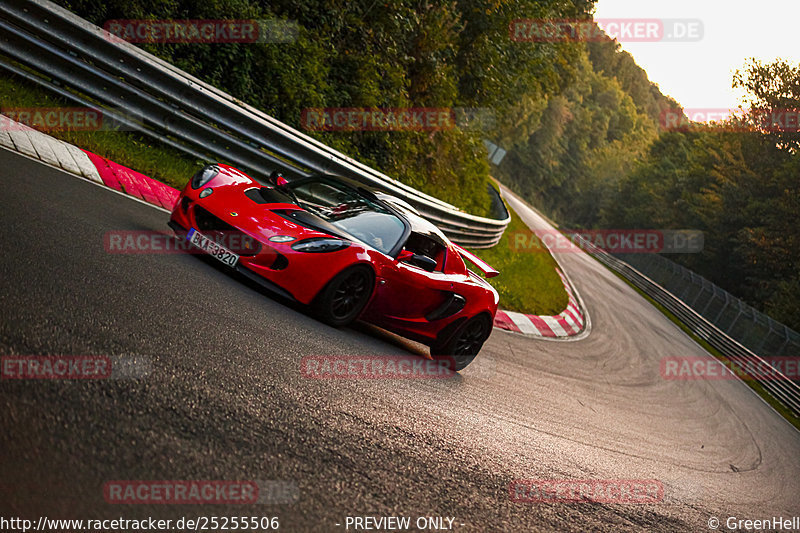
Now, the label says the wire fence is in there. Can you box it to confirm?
[615,253,800,358]
[574,237,800,416]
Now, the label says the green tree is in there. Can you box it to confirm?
[733,58,800,151]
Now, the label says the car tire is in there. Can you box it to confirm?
[430,314,492,371]
[313,265,375,327]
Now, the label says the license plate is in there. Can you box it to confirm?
[187,228,239,268]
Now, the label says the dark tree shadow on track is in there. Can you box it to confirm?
[181,240,432,360]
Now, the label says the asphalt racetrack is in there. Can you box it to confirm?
[1,147,799,531]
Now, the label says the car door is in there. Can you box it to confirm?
[368,234,459,326]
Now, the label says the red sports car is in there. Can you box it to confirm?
[168,164,499,369]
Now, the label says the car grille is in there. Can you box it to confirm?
[193,206,262,256]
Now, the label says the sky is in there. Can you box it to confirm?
[592,0,799,118]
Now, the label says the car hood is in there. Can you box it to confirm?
[194,179,343,244]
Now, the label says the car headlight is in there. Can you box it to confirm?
[291,238,350,253]
[269,235,295,243]
[191,165,220,190]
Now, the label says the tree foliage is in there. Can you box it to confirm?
[496,32,676,226]
[56,1,797,328]
[57,0,593,216]
[604,60,800,330]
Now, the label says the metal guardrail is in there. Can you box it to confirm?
[2,0,793,415]
[0,0,510,247]
[575,236,800,418]
[616,252,800,358]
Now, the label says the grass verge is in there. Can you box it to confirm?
[607,268,800,432]
[0,73,204,189]
[470,202,568,316]
[0,72,496,216]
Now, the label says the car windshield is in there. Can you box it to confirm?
[287,178,406,255]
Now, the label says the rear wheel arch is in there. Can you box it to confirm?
[430,312,494,371]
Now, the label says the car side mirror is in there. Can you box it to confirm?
[398,250,437,272]
[268,170,288,187]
